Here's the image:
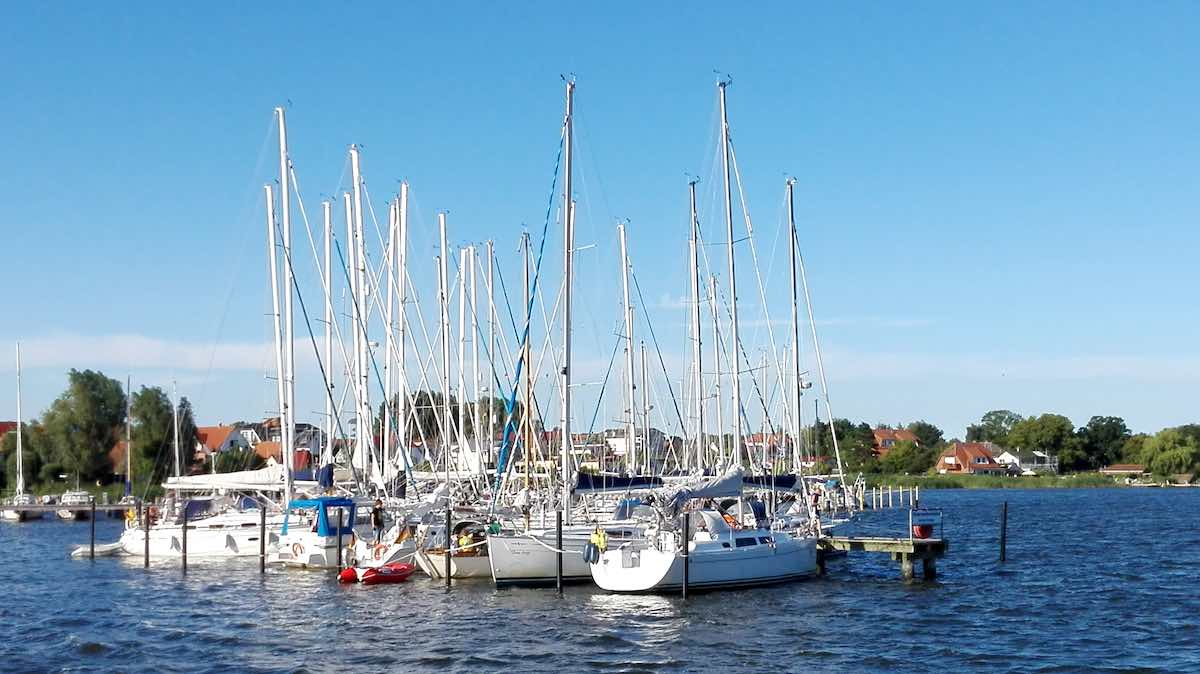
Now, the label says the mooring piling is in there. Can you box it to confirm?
[142,501,150,568]
[259,505,266,574]
[336,509,344,571]
[181,505,188,574]
[89,499,96,560]
[1000,501,1008,562]
[681,513,690,599]
[444,507,452,587]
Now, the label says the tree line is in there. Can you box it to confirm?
[1,369,199,493]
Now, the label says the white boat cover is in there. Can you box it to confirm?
[163,465,298,492]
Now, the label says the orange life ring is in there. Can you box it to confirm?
[292,542,303,558]
[721,512,740,529]
[373,544,386,561]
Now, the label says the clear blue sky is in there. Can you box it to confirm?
[1,3,1197,439]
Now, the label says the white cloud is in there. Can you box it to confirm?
[5,334,271,372]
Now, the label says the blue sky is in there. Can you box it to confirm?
[1,3,1197,439]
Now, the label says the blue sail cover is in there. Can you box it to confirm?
[574,474,664,494]
[284,496,356,537]
[742,474,801,491]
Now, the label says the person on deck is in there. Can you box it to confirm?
[371,499,385,543]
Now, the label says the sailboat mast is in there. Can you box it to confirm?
[486,239,496,468]
[350,146,370,479]
[470,245,481,474]
[457,247,469,465]
[438,213,452,488]
[688,180,704,473]
[383,200,396,488]
[640,341,649,475]
[618,223,636,476]
[322,200,333,467]
[786,179,803,474]
[397,183,410,477]
[172,380,181,479]
[266,185,291,505]
[125,375,131,493]
[718,80,743,468]
[560,81,575,524]
[276,107,295,488]
[14,343,24,497]
[343,191,357,473]
[709,275,724,466]
[521,233,532,494]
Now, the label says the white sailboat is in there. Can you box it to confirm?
[2,343,42,522]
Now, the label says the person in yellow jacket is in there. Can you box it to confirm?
[589,525,608,552]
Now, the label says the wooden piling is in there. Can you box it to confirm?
[89,499,96,560]
[259,505,266,574]
[914,485,920,508]
[681,513,690,599]
[142,501,150,568]
[999,501,1008,562]
[336,509,344,571]
[444,507,452,587]
[555,510,563,594]
[181,505,188,574]
[888,486,893,508]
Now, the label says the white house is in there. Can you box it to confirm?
[992,447,1059,475]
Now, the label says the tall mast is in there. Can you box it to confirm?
[521,233,532,495]
[640,340,650,475]
[438,213,452,488]
[786,179,803,474]
[486,240,496,468]
[709,275,724,467]
[350,146,370,478]
[618,223,636,475]
[276,107,295,489]
[383,200,396,488]
[172,380,181,479]
[688,180,704,473]
[469,245,480,474]
[343,191,357,471]
[560,80,575,524]
[322,200,333,467]
[124,375,131,494]
[265,185,291,505]
[14,343,24,497]
[397,183,410,477]
[718,80,743,469]
[457,246,469,465]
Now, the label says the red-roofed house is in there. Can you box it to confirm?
[937,442,1005,475]
[0,421,17,438]
[873,428,919,457]
[194,425,252,463]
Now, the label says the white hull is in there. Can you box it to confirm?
[119,511,285,558]
[1,509,44,522]
[269,537,343,569]
[591,531,818,593]
[488,532,592,586]
[56,509,89,521]
[415,549,492,579]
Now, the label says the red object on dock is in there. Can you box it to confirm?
[360,562,416,586]
[912,524,933,539]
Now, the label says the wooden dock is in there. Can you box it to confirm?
[818,536,948,580]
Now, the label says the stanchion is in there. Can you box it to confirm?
[89,499,96,560]
[259,505,267,573]
[555,510,563,594]
[181,505,188,574]
[681,513,690,599]
[444,507,453,587]
[999,501,1008,562]
[142,501,150,568]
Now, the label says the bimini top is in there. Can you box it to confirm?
[283,496,356,537]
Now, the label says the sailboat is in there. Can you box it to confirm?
[2,343,42,522]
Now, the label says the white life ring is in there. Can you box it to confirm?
[373,544,386,561]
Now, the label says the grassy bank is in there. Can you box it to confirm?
[863,473,1125,489]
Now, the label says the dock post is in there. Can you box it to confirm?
[181,505,188,574]
[336,509,344,571]
[444,507,452,587]
[556,510,563,594]
[899,552,914,580]
[999,501,1008,562]
[914,485,920,508]
[142,501,150,568]
[681,513,689,599]
[888,486,893,508]
[259,505,266,574]
[922,556,937,580]
[89,499,96,560]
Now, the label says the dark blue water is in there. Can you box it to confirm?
[2,489,1197,672]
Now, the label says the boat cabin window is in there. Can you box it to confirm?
[735,537,758,548]
[758,537,773,545]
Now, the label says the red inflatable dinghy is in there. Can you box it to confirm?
[361,562,417,585]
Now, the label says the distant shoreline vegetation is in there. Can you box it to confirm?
[864,473,1131,490]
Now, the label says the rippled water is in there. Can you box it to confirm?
[2,489,1198,672]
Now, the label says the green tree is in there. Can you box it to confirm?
[2,424,43,491]
[1138,427,1200,477]
[1008,413,1079,469]
[879,439,936,474]
[130,386,198,484]
[1076,416,1130,469]
[209,448,266,473]
[1121,434,1149,462]
[40,369,126,483]
[906,420,944,448]
[969,410,1024,445]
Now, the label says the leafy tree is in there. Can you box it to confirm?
[2,424,42,491]
[1007,413,1079,469]
[207,448,266,473]
[971,410,1024,445]
[40,369,126,483]
[879,439,936,474]
[1138,427,1200,476]
[130,386,199,484]
[1121,434,1149,462]
[1076,416,1130,469]
[906,420,944,448]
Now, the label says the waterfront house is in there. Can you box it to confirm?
[1098,464,1146,476]
[194,425,253,464]
[993,447,1059,475]
[936,442,1005,475]
[873,428,919,457]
